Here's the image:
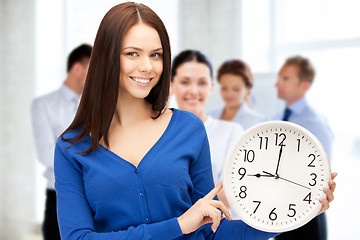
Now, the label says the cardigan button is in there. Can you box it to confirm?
[140,192,144,197]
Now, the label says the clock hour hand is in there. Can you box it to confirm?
[262,171,311,190]
[248,172,274,178]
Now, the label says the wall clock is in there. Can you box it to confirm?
[223,121,331,232]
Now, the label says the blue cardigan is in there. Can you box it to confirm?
[54,108,277,240]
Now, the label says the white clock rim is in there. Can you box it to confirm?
[222,120,331,233]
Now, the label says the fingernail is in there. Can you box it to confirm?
[324,187,329,192]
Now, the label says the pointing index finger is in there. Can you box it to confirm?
[204,182,223,200]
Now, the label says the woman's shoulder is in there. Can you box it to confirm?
[169,108,208,140]
[172,108,204,126]
[56,128,90,152]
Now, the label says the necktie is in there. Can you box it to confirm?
[282,108,292,121]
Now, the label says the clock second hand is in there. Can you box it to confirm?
[262,171,311,190]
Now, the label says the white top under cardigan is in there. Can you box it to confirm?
[204,116,244,184]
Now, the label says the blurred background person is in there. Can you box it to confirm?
[208,59,266,130]
[170,49,243,207]
[272,55,334,240]
[31,43,92,240]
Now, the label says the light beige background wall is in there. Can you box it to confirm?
[0,0,38,239]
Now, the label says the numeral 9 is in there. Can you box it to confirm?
[238,167,246,180]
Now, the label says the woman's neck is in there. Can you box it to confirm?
[113,93,154,127]
[196,111,207,123]
[221,103,242,121]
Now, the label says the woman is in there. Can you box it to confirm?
[170,50,243,208]
[54,3,336,240]
[208,59,266,130]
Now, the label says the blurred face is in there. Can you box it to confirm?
[275,64,309,106]
[119,23,163,100]
[219,73,249,109]
[171,61,213,117]
[69,60,90,94]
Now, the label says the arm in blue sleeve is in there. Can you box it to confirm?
[54,143,183,240]
[188,130,216,203]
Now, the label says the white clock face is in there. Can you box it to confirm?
[223,121,331,233]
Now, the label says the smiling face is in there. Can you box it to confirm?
[119,23,163,100]
[219,73,250,109]
[171,61,213,118]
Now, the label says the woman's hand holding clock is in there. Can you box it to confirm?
[177,183,232,235]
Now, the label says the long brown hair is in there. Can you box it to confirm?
[61,2,171,153]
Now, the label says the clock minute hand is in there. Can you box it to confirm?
[275,144,284,177]
[262,171,311,190]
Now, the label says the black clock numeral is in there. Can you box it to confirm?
[287,204,296,217]
[238,186,247,198]
[243,149,255,162]
[308,154,316,167]
[238,167,246,180]
[269,208,277,221]
[275,133,286,146]
[253,201,261,213]
[303,192,312,204]
[309,173,317,186]
[297,139,301,152]
[259,136,268,150]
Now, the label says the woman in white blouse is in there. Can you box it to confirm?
[170,50,244,207]
[208,59,266,130]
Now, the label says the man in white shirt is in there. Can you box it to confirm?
[31,44,92,240]
[272,55,334,240]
